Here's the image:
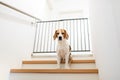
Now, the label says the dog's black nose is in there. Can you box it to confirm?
[58,36,62,40]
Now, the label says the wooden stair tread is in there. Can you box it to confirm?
[22,60,95,64]
[10,69,98,73]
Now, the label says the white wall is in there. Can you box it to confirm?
[112,0,120,45]
[1,0,47,20]
[58,10,85,19]
[89,0,120,80]
[46,0,89,20]
[0,2,36,80]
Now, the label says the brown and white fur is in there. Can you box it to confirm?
[53,29,72,69]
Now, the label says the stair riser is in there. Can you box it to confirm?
[22,63,96,69]
[10,73,99,80]
[31,53,94,60]
[31,56,94,60]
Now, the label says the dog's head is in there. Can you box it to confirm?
[53,29,69,41]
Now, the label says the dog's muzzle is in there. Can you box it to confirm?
[58,36,62,40]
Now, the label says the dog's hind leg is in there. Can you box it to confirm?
[69,45,72,63]
[69,53,72,63]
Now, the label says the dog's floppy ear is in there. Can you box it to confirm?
[53,30,57,40]
[64,29,69,39]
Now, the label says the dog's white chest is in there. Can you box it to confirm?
[57,42,69,58]
[57,47,67,58]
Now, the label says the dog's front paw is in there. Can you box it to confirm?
[65,65,70,69]
[56,65,60,69]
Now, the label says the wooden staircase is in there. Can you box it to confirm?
[9,53,99,80]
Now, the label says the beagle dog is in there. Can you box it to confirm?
[53,29,72,69]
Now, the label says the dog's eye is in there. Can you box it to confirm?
[56,33,59,35]
[62,33,64,34]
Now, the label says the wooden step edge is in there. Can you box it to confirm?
[22,60,95,64]
[10,69,98,73]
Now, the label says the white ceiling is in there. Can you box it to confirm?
[47,0,89,13]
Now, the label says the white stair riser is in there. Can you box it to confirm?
[31,53,94,60]
[22,63,96,69]
[31,56,94,60]
[10,73,99,80]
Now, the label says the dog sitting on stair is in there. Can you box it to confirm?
[53,29,72,69]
